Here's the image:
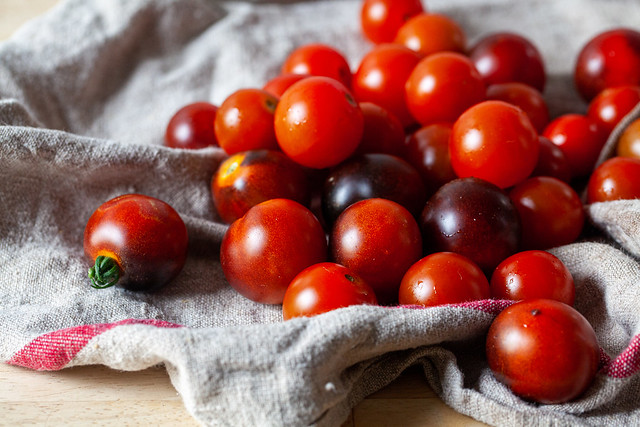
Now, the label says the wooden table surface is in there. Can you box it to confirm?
[0,1,486,425]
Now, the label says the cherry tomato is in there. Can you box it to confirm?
[509,176,584,250]
[282,262,378,320]
[84,194,188,292]
[542,114,608,179]
[490,250,575,305]
[220,199,327,304]
[617,117,640,158]
[486,298,600,404]
[393,13,466,57]
[330,198,422,305]
[402,123,457,197]
[355,102,406,157]
[420,177,521,274]
[352,43,423,128]
[399,252,490,307]
[587,156,640,203]
[468,32,546,92]
[275,76,364,169]
[450,100,539,189]
[587,85,640,135]
[165,102,218,149]
[530,136,572,183]
[214,89,279,155]
[211,150,311,223]
[262,73,310,97]
[486,82,549,133]
[360,0,424,44]
[405,52,486,126]
[574,28,640,101]
[281,43,352,89]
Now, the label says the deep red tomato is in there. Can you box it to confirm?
[211,150,311,223]
[486,82,549,133]
[165,102,219,149]
[542,114,608,179]
[486,298,600,404]
[393,13,466,57]
[281,43,352,89]
[220,199,327,304]
[575,28,640,101]
[84,194,188,292]
[352,43,423,128]
[617,118,640,158]
[587,156,640,203]
[355,102,406,157]
[330,198,422,305]
[262,73,310,97]
[468,32,546,92]
[587,85,640,135]
[360,0,424,44]
[530,136,572,183]
[450,100,539,189]
[405,52,486,126]
[509,176,584,250]
[275,76,364,169]
[282,262,378,320]
[398,252,490,307]
[490,250,575,305]
[214,89,279,155]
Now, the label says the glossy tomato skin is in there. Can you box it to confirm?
[165,102,218,149]
[355,102,406,157]
[420,177,521,274]
[468,32,546,92]
[214,89,279,155]
[330,198,422,305]
[275,76,364,169]
[262,73,310,97]
[360,0,424,44]
[450,100,539,189]
[587,156,640,203]
[84,194,188,292]
[220,199,327,304]
[617,118,640,158]
[486,82,549,133]
[282,262,378,320]
[509,177,584,250]
[352,43,423,128]
[281,43,352,89]
[486,299,600,404]
[490,250,575,305]
[587,86,640,135]
[530,136,572,183]
[211,150,311,223]
[394,13,466,57]
[575,28,640,101]
[405,52,486,126]
[399,252,490,307]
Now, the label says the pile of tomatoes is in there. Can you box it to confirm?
[85,0,640,408]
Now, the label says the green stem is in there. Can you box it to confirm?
[88,255,121,289]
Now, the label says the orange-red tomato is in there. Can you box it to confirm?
[394,13,466,57]
[587,85,640,135]
[486,82,549,134]
[281,43,352,89]
[165,102,219,149]
[360,0,424,44]
[262,73,310,97]
[587,156,640,203]
[617,117,640,158]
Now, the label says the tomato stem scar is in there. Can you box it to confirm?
[88,255,121,289]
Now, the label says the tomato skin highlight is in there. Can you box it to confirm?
[84,194,189,292]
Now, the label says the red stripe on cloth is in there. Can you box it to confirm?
[603,334,640,378]
[7,319,182,371]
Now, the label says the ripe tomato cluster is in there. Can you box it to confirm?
[158,0,640,406]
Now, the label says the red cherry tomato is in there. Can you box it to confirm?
[352,43,423,128]
[393,13,466,57]
[587,156,640,203]
[282,262,378,320]
[330,198,422,305]
[211,150,311,223]
[214,89,279,155]
[509,176,584,250]
[220,199,327,304]
[587,85,640,135]
[486,82,549,133]
[84,194,188,292]
[262,73,310,97]
[490,250,575,305]
[530,136,572,183]
[468,32,546,92]
[281,43,352,89]
[165,102,219,149]
[360,0,424,44]
[617,118,640,158]
[398,252,490,307]
[486,299,600,404]
[542,114,608,179]
[405,52,486,126]
[575,28,640,101]
[450,100,539,189]
[355,102,406,156]
[275,76,364,169]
